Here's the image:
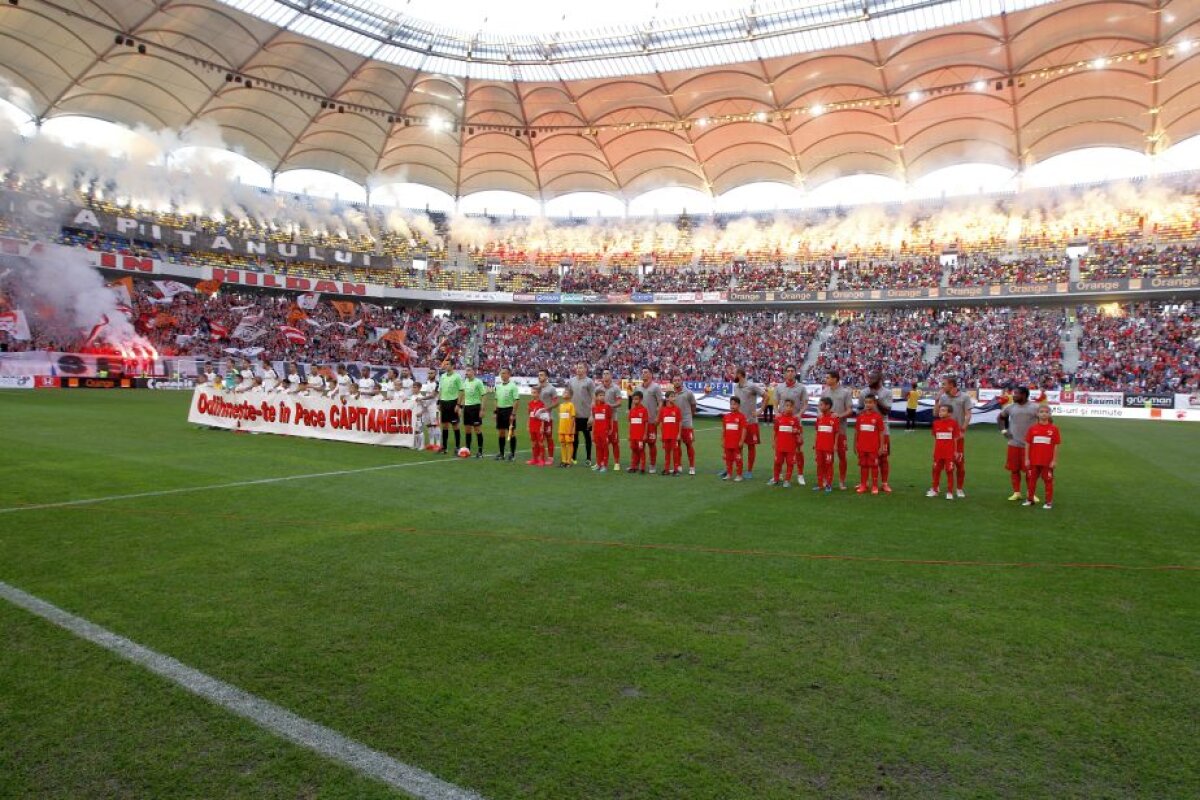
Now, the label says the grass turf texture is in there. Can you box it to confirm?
[0,390,1197,799]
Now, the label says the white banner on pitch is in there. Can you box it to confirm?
[187,386,423,447]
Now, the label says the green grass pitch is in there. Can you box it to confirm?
[1,390,1197,799]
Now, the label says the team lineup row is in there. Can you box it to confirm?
[428,363,1063,509]
[201,357,1061,507]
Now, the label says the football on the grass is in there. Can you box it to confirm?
[457,447,471,458]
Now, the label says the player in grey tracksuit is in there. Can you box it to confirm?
[773,365,809,484]
[998,386,1039,500]
[639,368,666,473]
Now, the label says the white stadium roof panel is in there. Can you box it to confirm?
[0,0,1195,198]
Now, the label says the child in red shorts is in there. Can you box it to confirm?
[927,404,962,500]
[659,391,682,477]
[812,397,839,492]
[855,394,886,494]
[721,396,748,481]
[1024,403,1061,510]
[768,398,801,487]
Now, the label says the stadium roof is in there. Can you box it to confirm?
[1,0,1198,200]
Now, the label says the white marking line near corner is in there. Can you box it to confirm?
[0,455,460,515]
[0,579,487,800]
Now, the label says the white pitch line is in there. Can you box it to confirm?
[0,421,725,515]
[0,579,487,800]
[0,455,467,515]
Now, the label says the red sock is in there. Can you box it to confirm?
[1045,470,1054,503]
[880,455,890,484]
[931,463,941,491]
[686,441,695,468]
[746,444,756,472]
[1011,471,1022,492]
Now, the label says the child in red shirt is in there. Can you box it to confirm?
[855,394,885,494]
[591,389,612,473]
[526,398,546,466]
[927,404,962,499]
[812,397,839,492]
[1024,404,1061,509]
[659,391,682,476]
[721,396,748,481]
[626,391,649,474]
[768,398,801,487]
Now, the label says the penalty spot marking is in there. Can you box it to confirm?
[0,579,487,800]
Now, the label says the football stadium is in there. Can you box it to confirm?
[1,0,1198,797]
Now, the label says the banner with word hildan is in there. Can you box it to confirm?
[188,387,422,448]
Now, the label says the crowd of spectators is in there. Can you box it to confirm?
[706,312,826,380]
[836,259,942,290]
[928,307,1067,389]
[1079,244,1200,279]
[945,254,1072,286]
[4,172,1200,298]
[477,314,722,378]
[1073,301,1198,393]
[0,276,470,366]
[806,310,934,387]
[4,275,1197,394]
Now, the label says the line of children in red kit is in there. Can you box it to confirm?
[529,388,1064,509]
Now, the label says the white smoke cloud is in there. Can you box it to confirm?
[2,248,136,344]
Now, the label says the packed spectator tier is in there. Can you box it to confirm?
[2,173,1199,294]
[2,272,1194,395]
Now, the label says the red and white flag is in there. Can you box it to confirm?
[153,280,195,299]
[83,314,110,346]
[208,322,229,341]
[0,309,32,341]
[278,325,307,344]
[107,278,133,305]
[296,292,320,311]
[231,311,265,341]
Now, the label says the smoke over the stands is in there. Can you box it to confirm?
[0,83,439,247]
[0,79,1194,262]
[1,249,136,345]
[445,180,1195,261]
